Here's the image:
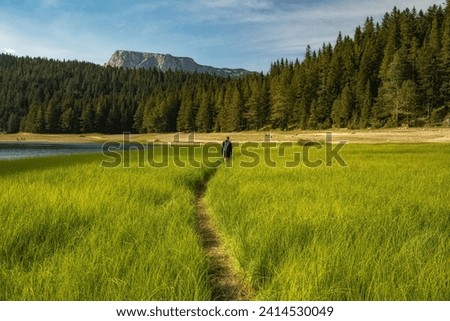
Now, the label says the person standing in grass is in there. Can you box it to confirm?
[222,136,232,163]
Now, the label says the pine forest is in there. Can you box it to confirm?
[1,3,450,134]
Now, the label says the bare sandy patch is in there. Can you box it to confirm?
[1,128,450,144]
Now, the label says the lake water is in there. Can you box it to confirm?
[0,142,104,160]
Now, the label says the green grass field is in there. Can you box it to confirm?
[0,143,449,300]
[0,151,214,300]
[206,144,450,300]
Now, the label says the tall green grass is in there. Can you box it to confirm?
[2,144,448,301]
[0,150,213,300]
[205,144,450,300]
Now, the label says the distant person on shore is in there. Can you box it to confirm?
[222,136,232,163]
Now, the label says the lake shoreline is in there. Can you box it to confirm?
[0,141,105,160]
[1,128,450,144]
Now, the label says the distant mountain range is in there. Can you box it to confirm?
[106,50,255,77]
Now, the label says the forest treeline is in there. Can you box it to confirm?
[1,2,450,134]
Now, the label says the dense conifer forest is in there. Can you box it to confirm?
[1,3,449,134]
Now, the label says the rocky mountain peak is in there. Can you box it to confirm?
[106,50,254,77]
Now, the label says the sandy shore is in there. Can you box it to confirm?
[1,128,450,144]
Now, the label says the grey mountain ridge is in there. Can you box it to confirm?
[106,50,255,77]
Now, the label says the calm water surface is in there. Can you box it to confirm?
[0,142,104,160]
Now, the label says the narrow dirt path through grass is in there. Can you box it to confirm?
[195,169,251,301]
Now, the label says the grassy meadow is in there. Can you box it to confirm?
[0,142,449,300]
[0,150,215,300]
[205,143,450,300]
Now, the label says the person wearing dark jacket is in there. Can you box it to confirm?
[222,136,232,162]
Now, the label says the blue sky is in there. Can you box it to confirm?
[0,0,442,72]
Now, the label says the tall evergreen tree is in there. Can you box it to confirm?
[418,16,442,117]
[196,89,214,132]
[177,84,196,132]
[440,1,450,106]
[246,76,269,130]
[270,64,294,130]
[80,102,96,133]
[377,50,410,125]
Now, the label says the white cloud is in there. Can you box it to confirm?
[3,48,16,54]
[178,0,273,24]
